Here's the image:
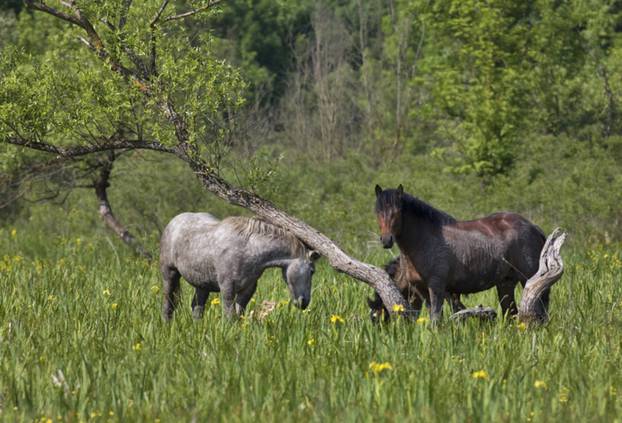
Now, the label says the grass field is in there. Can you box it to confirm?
[0,233,621,422]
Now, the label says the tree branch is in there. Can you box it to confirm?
[94,153,153,259]
[4,136,177,158]
[161,0,222,23]
[24,1,83,27]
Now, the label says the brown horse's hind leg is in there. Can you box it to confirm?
[449,294,466,313]
[162,266,181,321]
[496,282,518,317]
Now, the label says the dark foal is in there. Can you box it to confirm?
[374,184,548,322]
[368,255,465,322]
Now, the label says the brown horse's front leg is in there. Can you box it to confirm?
[428,282,446,323]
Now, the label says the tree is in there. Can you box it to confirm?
[1,1,411,315]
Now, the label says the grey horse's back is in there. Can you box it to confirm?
[160,212,220,269]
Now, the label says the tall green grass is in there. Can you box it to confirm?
[0,233,621,422]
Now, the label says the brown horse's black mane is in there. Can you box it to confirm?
[401,193,456,225]
[376,188,456,225]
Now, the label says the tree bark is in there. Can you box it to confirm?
[93,154,152,260]
[518,228,566,323]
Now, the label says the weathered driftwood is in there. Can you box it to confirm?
[517,228,566,323]
[450,228,567,324]
[450,305,497,322]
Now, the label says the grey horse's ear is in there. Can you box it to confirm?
[397,184,404,196]
[308,250,321,262]
[375,184,383,197]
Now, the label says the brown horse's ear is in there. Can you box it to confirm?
[397,184,404,196]
[375,184,383,197]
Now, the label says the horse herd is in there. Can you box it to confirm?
[159,185,549,322]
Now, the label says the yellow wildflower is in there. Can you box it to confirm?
[150,285,160,295]
[102,288,111,297]
[369,361,393,375]
[110,303,118,311]
[416,316,429,325]
[534,380,547,389]
[279,299,289,307]
[330,314,345,325]
[47,295,57,302]
[10,228,16,238]
[472,370,488,380]
[307,338,315,347]
[132,342,142,352]
[392,304,405,313]
[517,321,527,331]
[211,297,220,306]
[75,238,82,247]
[559,387,569,403]
[610,386,617,397]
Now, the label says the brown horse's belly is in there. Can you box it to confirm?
[446,273,499,294]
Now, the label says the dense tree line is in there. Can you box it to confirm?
[1,0,621,246]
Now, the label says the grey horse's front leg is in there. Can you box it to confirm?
[191,287,210,320]
[234,282,258,316]
[220,285,237,319]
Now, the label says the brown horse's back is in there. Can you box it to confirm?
[442,212,545,294]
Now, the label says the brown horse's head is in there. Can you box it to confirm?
[374,184,404,248]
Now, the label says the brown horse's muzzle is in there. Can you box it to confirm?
[380,234,394,249]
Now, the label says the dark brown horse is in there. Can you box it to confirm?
[368,255,465,322]
[374,184,548,321]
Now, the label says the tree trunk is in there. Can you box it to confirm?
[94,154,152,260]
[518,228,566,323]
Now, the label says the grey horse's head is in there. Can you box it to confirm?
[283,250,320,309]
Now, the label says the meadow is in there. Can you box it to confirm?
[0,229,621,422]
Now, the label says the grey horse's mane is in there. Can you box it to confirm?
[223,216,307,257]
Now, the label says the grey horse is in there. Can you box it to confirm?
[159,212,320,320]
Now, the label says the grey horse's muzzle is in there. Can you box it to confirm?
[293,296,310,310]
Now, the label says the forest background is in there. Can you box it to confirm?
[1,0,621,255]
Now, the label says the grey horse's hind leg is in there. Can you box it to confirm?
[162,266,181,321]
[191,287,210,320]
